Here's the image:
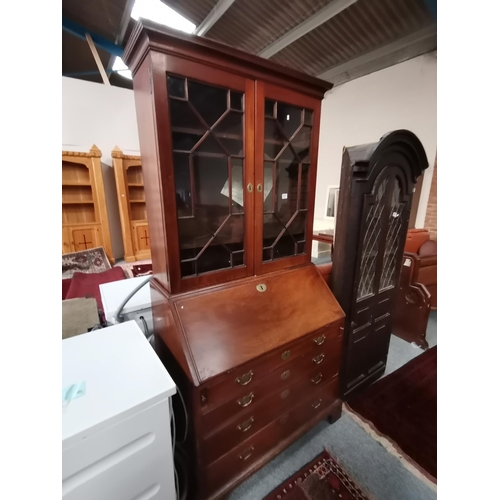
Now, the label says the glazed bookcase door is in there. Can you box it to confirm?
[345,168,412,391]
[254,82,321,274]
[160,57,255,292]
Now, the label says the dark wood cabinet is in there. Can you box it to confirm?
[123,20,344,500]
[331,131,428,397]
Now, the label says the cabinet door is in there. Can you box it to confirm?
[69,226,102,252]
[62,227,72,254]
[254,82,322,274]
[162,57,255,292]
[132,222,151,260]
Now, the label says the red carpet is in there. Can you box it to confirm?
[263,450,370,500]
[346,346,437,482]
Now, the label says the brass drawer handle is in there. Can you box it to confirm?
[237,392,254,408]
[236,370,253,386]
[312,399,322,409]
[239,446,255,461]
[281,369,290,380]
[311,373,323,385]
[237,416,254,433]
[282,350,291,360]
[314,334,326,346]
[313,353,325,365]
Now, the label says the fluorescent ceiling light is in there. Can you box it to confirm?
[112,57,132,79]
[131,0,196,34]
[112,0,196,80]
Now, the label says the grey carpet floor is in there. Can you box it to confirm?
[228,312,437,500]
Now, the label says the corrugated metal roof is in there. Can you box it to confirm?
[205,0,333,54]
[62,0,436,88]
[165,0,220,26]
[63,0,128,40]
[269,0,435,75]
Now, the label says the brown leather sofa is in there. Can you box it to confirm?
[404,231,437,310]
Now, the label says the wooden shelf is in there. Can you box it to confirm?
[62,200,95,205]
[62,182,92,186]
[130,199,146,203]
[171,126,243,141]
[62,221,99,227]
[131,218,148,223]
[128,183,144,187]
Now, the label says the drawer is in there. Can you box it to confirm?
[202,369,339,464]
[202,322,343,412]
[205,378,339,495]
[200,339,342,435]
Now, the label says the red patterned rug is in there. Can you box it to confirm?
[263,450,371,500]
[345,346,437,484]
[62,247,111,279]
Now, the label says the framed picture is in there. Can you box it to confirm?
[325,185,339,220]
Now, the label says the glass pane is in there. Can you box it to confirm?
[273,232,296,260]
[276,158,298,216]
[299,164,310,210]
[264,118,288,160]
[291,126,311,162]
[262,99,313,263]
[187,80,228,126]
[167,76,185,98]
[213,111,243,156]
[276,102,302,138]
[263,248,273,261]
[172,131,203,152]
[178,218,212,260]
[379,178,405,291]
[287,210,307,242]
[173,153,192,217]
[168,76,246,278]
[230,91,243,111]
[304,109,313,126]
[169,99,206,133]
[263,161,274,213]
[263,213,285,249]
[193,133,227,156]
[227,158,244,214]
[232,251,244,267]
[357,177,389,300]
[265,99,275,118]
[192,155,229,232]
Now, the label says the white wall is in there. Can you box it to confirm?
[62,77,140,260]
[315,52,437,229]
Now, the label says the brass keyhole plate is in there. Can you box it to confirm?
[256,284,267,292]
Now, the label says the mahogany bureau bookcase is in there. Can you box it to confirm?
[123,20,345,500]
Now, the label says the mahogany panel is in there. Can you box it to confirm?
[202,370,340,464]
[205,379,340,497]
[173,265,344,382]
[202,327,342,411]
[122,20,333,100]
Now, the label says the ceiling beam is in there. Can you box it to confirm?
[317,24,437,86]
[62,17,123,58]
[258,0,358,59]
[115,0,136,46]
[194,0,236,36]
